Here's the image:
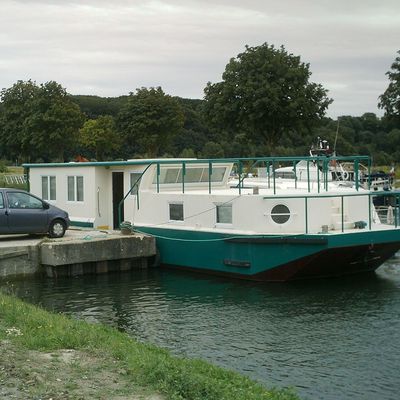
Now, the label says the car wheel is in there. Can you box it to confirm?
[48,219,66,238]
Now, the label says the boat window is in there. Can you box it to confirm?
[154,166,227,185]
[176,169,183,183]
[169,203,184,221]
[216,204,232,224]
[210,167,226,182]
[164,168,180,184]
[130,172,142,195]
[200,167,227,183]
[200,168,210,182]
[185,168,203,182]
[271,204,290,224]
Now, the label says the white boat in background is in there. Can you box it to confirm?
[230,139,394,193]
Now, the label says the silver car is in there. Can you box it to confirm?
[0,188,70,238]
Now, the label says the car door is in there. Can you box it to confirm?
[5,191,48,233]
[0,192,10,234]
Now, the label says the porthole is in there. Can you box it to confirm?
[271,204,290,224]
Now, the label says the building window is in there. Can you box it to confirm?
[130,172,142,195]
[41,176,56,201]
[169,203,183,221]
[67,176,84,202]
[216,204,232,224]
[271,204,291,224]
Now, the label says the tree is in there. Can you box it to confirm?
[359,113,379,134]
[0,80,85,162]
[0,80,38,161]
[71,95,129,119]
[379,51,400,125]
[28,81,85,161]
[179,148,196,158]
[0,160,8,173]
[79,115,121,160]
[117,87,184,157]
[201,141,225,158]
[172,98,211,156]
[203,43,332,149]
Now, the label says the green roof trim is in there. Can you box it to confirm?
[23,160,154,168]
[23,155,372,169]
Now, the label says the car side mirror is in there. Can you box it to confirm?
[43,202,50,209]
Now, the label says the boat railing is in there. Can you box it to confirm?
[118,163,154,226]
[249,156,371,193]
[118,155,381,228]
[148,155,371,195]
[262,191,400,234]
[375,205,399,225]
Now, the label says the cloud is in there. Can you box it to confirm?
[0,0,399,117]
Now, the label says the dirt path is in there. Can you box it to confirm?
[0,340,163,400]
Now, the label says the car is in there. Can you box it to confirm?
[0,188,70,238]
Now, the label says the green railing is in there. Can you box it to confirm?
[118,163,154,228]
[117,155,378,228]
[228,155,371,194]
[263,191,400,233]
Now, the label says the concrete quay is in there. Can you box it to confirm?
[0,228,156,279]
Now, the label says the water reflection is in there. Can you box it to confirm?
[4,255,400,400]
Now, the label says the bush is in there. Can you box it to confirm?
[0,160,8,173]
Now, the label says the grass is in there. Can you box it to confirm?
[0,166,28,190]
[0,291,300,400]
[4,166,24,174]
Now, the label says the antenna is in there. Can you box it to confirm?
[333,118,340,155]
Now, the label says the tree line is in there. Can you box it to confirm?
[0,44,399,166]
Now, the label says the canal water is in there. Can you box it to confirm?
[3,255,400,400]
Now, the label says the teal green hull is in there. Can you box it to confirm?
[136,226,400,281]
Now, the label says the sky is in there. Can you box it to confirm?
[0,0,399,118]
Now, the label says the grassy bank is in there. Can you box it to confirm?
[0,166,28,190]
[0,291,299,400]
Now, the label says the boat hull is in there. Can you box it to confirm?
[136,226,400,282]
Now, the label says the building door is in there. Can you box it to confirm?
[112,172,124,229]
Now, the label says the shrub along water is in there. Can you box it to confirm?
[0,292,299,400]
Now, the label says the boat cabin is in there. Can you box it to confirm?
[24,159,192,230]
[24,156,398,234]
